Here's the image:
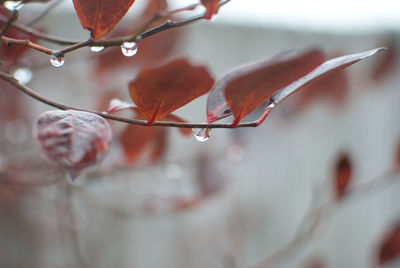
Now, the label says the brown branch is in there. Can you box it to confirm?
[0,71,259,129]
[1,36,54,54]
[0,10,17,38]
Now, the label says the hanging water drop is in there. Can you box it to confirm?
[50,55,64,67]
[12,67,33,84]
[4,0,24,11]
[192,128,211,142]
[121,42,138,57]
[90,46,105,53]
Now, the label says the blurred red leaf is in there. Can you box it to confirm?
[0,8,37,66]
[119,109,189,163]
[0,80,22,121]
[129,58,214,125]
[333,153,352,199]
[33,110,112,179]
[378,221,400,265]
[72,0,136,40]
[296,68,349,109]
[201,0,220,20]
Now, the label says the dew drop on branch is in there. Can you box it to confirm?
[121,42,138,57]
[4,0,24,11]
[90,46,105,53]
[192,128,211,142]
[50,55,65,67]
[12,67,32,84]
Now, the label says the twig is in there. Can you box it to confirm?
[0,10,17,38]
[28,0,65,26]
[0,71,262,129]
[250,169,400,268]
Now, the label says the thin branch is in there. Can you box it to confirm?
[0,10,17,38]
[0,13,80,45]
[0,71,259,129]
[1,36,54,54]
[250,169,400,268]
[28,0,65,26]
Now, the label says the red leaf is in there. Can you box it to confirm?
[272,48,385,105]
[333,153,352,199]
[296,68,349,109]
[201,0,220,20]
[207,49,325,126]
[378,221,400,265]
[33,110,112,179]
[129,58,214,125]
[72,0,136,40]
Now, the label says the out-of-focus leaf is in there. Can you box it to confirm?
[200,0,220,20]
[72,0,136,40]
[333,153,352,199]
[0,80,22,121]
[33,110,112,179]
[129,58,214,125]
[0,8,38,67]
[377,221,400,265]
[296,68,349,109]
[207,49,325,126]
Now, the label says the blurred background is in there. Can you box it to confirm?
[1,0,400,267]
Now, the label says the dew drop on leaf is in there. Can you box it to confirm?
[192,127,211,142]
[50,55,65,67]
[12,67,33,84]
[90,46,105,53]
[120,41,138,57]
[4,0,24,11]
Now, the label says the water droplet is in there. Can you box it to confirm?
[4,0,24,11]
[12,67,32,84]
[192,128,211,142]
[120,42,138,57]
[90,46,105,53]
[50,55,64,67]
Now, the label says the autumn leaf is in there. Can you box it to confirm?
[72,0,136,40]
[377,221,400,265]
[207,49,325,125]
[33,110,112,180]
[129,58,214,125]
[201,0,220,20]
[333,153,352,199]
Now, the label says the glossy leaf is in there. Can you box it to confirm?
[206,49,325,126]
[201,0,220,20]
[72,0,136,40]
[33,110,112,179]
[272,48,385,104]
[129,58,214,125]
[333,153,352,199]
[378,221,400,265]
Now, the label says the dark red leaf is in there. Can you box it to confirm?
[378,221,400,265]
[129,58,214,125]
[72,0,136,40]
[333,153,352,199]
[272,48,385,105]
[296,68,349,109]
[206,49,325,126]
[201,0,220,20]
[33,110,112,179]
